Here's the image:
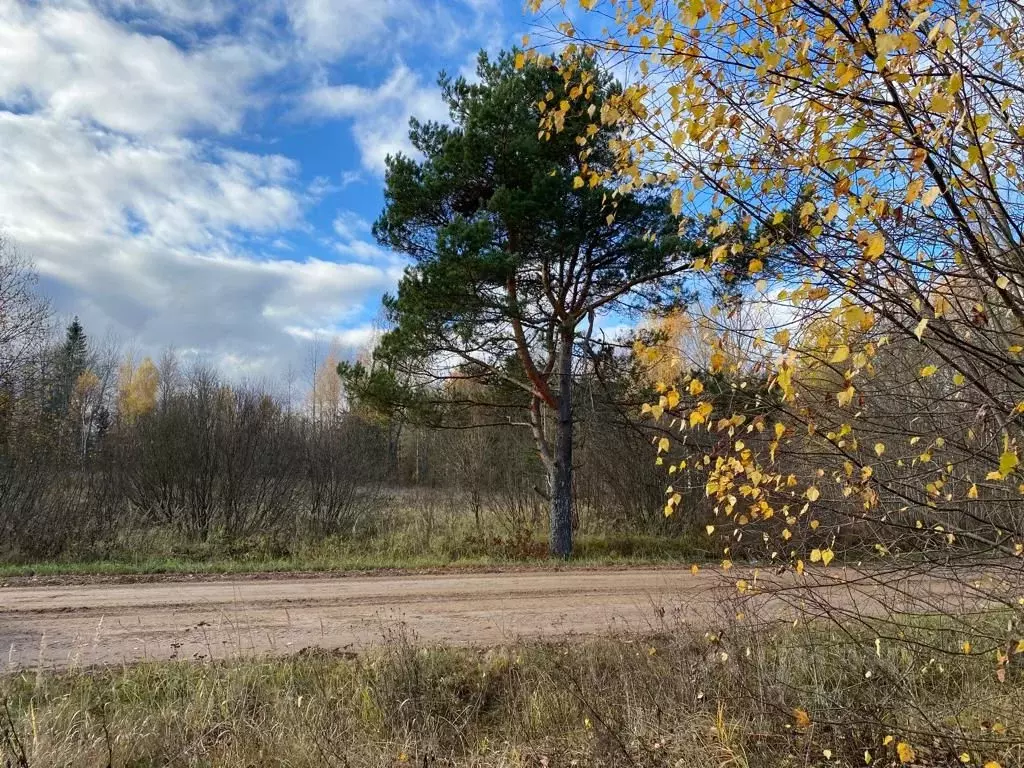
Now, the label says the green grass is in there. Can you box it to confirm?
[2,618,1021,767]
[0,533,705,579]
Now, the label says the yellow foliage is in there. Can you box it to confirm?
[118,356,159,422]
[552,0,1024,596]
[73,369,101,406]
[896,742,916,763]
[1000,450,1019,476]
[311,343,345,422]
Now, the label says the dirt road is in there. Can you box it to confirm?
[0,569,736,670]
[0,565,1006,670]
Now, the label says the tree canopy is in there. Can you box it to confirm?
[342,49,699,557]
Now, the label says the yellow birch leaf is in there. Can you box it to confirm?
[910,10,930,29]
[1000,450,1019,475]
[773,104,794,129]
[896,742,916,764]
[864,232,885,259]
[837,386,855,406]
[869,2,890,30]
[905,178,924,203]
[931,92,953,113]
[670,189,682,216]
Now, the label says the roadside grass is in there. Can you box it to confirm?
[0,532,706,579]
[1,617,1021,767]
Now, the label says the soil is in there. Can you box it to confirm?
[0,565,1012,670]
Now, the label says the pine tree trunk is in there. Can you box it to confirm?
[549,330,574,559]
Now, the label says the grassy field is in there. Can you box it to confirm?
[0,532,705,579]
[1,618,1020,767]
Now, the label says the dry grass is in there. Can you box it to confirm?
[0,532,705,580]
[1,615,1022,767]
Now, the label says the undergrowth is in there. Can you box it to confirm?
[1,619,1021,767]
[0,532,705,579]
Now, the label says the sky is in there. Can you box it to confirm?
[0,0,533,382]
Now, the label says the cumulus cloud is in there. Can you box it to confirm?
[0,112,299,250]
[283,323,379,350]
[0,0,504,378]
[286,0,494,61]
[0,109,399,373]
[303,63,449,172]
[0,3,273,136]
[97,0,236,26]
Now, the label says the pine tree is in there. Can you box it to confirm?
[341,50,697,558]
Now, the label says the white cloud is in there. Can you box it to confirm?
[0,112,300,250]
[332,210,370,241]
[97,0,236,26]
[331,211,408,265]
[0,0,502,378]
[283,323,379,350]
[287,0,494,61]
[304,63,449,172]
[0,109,398,375]
[0,3,272,136]
[330,213,407,269]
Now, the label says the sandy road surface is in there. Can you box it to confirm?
[0,565,1007,670]
[0,569,737,670]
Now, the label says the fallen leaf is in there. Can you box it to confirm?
[896,742,916,764]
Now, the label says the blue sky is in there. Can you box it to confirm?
[0,0,532,381]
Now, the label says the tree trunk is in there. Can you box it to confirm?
[549,330,574,559]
